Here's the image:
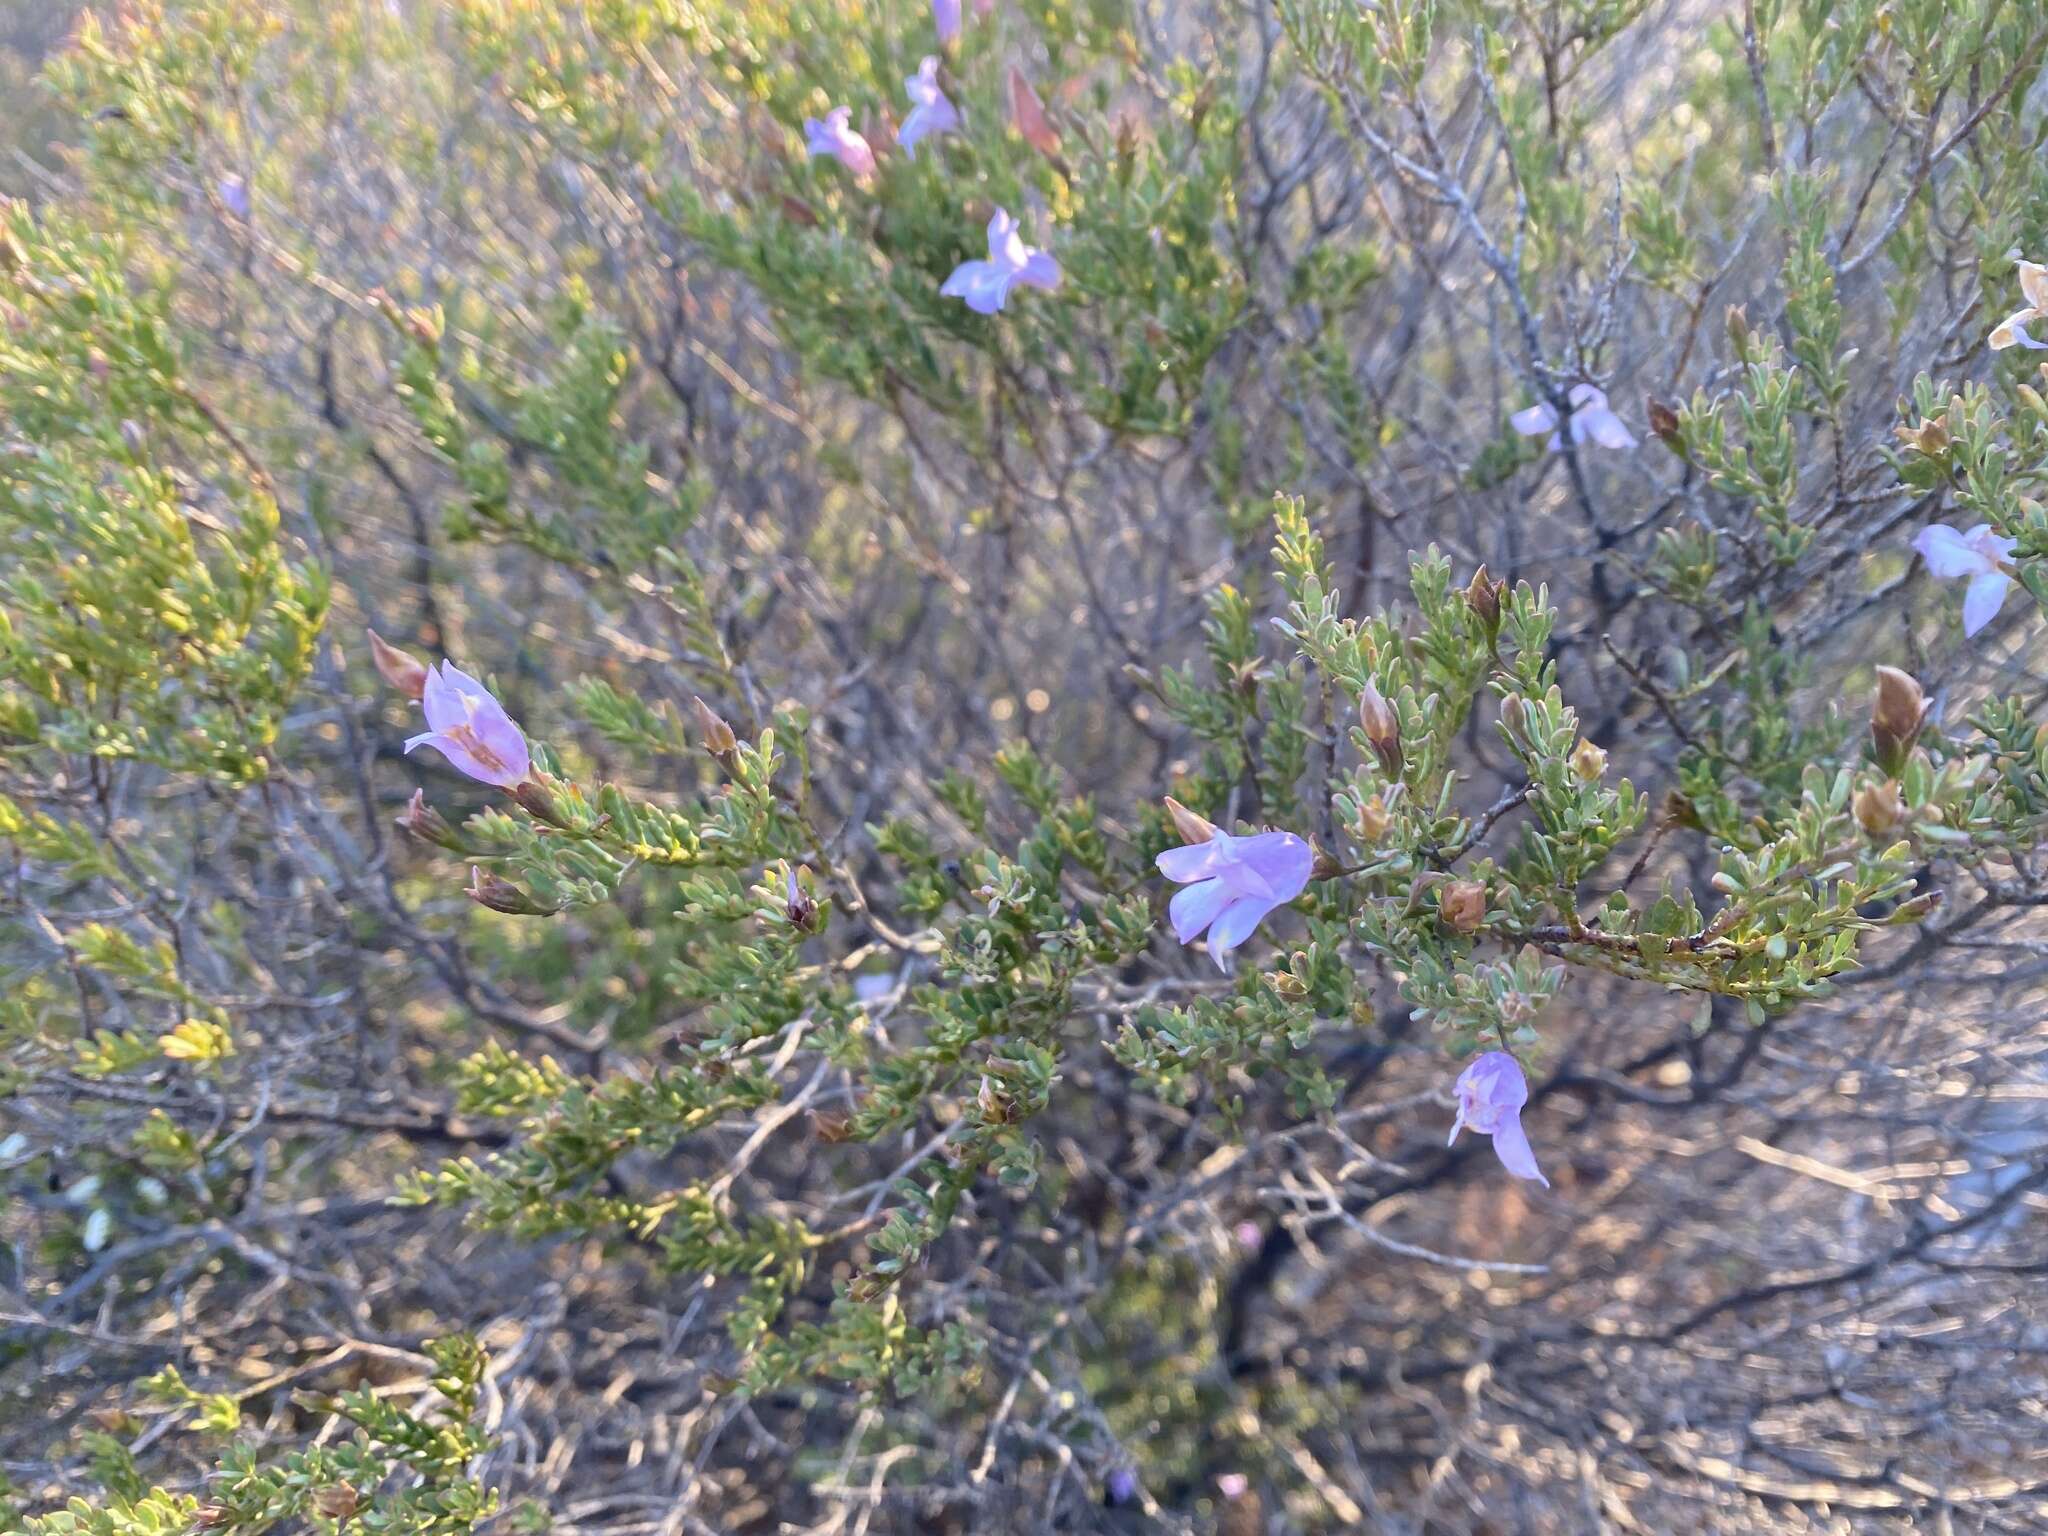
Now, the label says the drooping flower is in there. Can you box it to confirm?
[1448,1051,1549,1188]
[1988,260,2048,351]
[1510,383,1637,452]
[1912,522,2018,637]
[1156,827,1313,972]
[404,662,531,789]
[897,57,960,156]
[932,0,961,42]
[804,106,876,179]
[941,208,1062,314]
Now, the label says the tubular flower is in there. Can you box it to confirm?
[404,663,531,789]
[1912,522,2018,637]
[1448,1051,1550,1188]
[1510,383,1637,451]
[1156,827,1313,972]
[941,208,1062,314]
[932,0,960,42]
[1988,260,2048,350]
[897,57,960,156]
[804,106,876,179]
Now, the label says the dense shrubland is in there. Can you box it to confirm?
[5,0,2048,1530]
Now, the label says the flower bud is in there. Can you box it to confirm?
[1725,304,1750,351]
[976,1074,1017,1124]
[1498,693,1529,745]
[396,789,461,850]
[1893,413,1949,456]
[809,1110,853,1143]
[366,628,429,700]
[1570,738,1608,782]
[1440,879,1486,934]
[1871,666,1928,771]
[1646,396,1681,446]
[511,778,569,828]
[1853,778,1904,836]
[1163,794,1217,845]
[1358,679,1403,777]
[785,866,819,930]
[1464,564,1504,636]
[1264,969,1309,999]
[1310,845,1342,881]
[1354,794,1390,842]
[310,1486,361,1521]
[691,695,739,760]
[466,866,555,916]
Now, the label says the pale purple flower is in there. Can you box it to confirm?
[1233,1219,1263,1252]
[1448,1051,1549,1188]
[1156,827,1312,972]
[897,57,960,156]
[804,106,876,179]
[1105,1468,1139,1507]
[404,662,531,789]
[1510,383,1637,452]
[933,0,961,41]
[1913,522,2019,637]
[1216,1474,1250,1500]
[941,208,1062,315]
[1989,260,2048,351]
[217,174,250,219]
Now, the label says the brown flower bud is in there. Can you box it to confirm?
[1570,738,1609,782]
[1163,795,1218,844]
[1310,846,1342,881]
[1871,666,1928,771]
[691,696,739,760]
[1646,396,1681,445]
[976,1075,1016,1124]
[1357,679,1403,777]
[1853,779,1904,836]
[1893,413,1949,456]
[1264,969,1309,999]
[466,866,555,916]
[1440,880,1486,934]
[366,628,429,700]
[1464,564,1504,635]
[310,1485,361,1521]
[784,867,819,931]
[396,789,461,850]
[1725,304,1750,351]
[1498,693,1529,745]
[511,778,566,827]
[809,1110,853,1143]
[1355,794,1390,842]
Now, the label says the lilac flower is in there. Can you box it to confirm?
[1156,827,1312,972]
[404,662,531,789]
[1216,1474,1250,1500]
[804,106,876,179]
[1510,383,1637,452]
[941,208,1062,315]
[933,0,961,41]
[1448,1051,1549,1188]
[1913,522,2019,637]
[217,174,250,220]
[897,57,960,156]
[1989,260,2048,351]
[1105,1468,1139,1507]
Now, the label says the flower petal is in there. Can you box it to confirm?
[1155,836,1232,884]
[1913,524,1993,579]
[1223,830,1313,903]
[1017,250,1062,292]
[1509,402,1556,436]
[1580,405,1638,450]
[941,258,1012,313]
[1489,1112,1550,1187]
[1168,877,1230,944]
[1206,892,1283,970]
[1963,570,2012,637]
